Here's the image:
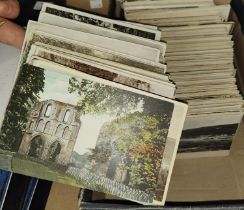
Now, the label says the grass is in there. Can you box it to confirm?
[11,154,82,187]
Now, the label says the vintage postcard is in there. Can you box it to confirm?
[0,58,187,205]
[125,5,230,21]
[187,97,243,107]
[159,22,234,38]
[189,101,243,111]
[183,112,243,132]
[170,69,235,76]
[27,43,169,82]
[26,55,175,98]
[25,47,175,98]
[124,0,214,11]
[179,124,239,154]
[38,12,167,56]
[23,29,166,75]
[139,16,223,27]
[188,105,243,115]
[177,111,243,155]
[41,3,161,41]
[24,21,160,63]
[167,63,234,73]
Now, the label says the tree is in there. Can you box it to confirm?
[68,76,174,194]
[105,112,168,193]
[68,77,143,116]
[68,77,174,122]
[0,64,45,151]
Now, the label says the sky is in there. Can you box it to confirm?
[39,70,79,105]
[39,69,115,155]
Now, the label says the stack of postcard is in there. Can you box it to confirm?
[124,0,244,156]
[0,3,188,206]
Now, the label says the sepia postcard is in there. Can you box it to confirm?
[124,0,214,11]
[30,32,166,74]
[27,43,169,82]
[160,22,234,38]
[41,3,161,41]
[125,5,230,21]
[24,21,160,63]
[38,12,167,56]
[23,28,167,74]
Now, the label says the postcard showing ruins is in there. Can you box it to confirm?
[0,59,183,204]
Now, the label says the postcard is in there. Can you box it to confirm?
[23,31,166,74]
[0,60,187,205]
[26,49,175,98]
[41,3,162,41]
[38,12,167,56]
[24,21,160,63]
[27,43,169,82]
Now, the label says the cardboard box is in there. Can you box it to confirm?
[66,0,114,17]
[45,8,244,210]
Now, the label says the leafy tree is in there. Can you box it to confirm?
[68,77,143,116]
[68,77,173,122]
[88,141,112,163]
[68,75,174,193]
[0,64,45,151]
[104,112,168,193]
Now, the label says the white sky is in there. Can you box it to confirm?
[75,114,115,154]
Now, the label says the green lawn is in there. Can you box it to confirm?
[11,154,82,187]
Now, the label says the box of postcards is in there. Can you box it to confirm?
[75,0,244,208]
[0,0,244,209]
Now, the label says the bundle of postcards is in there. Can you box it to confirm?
[0,3,188,206]
[124,0,244,157]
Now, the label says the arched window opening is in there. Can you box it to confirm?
[63,109,71,123]
[36,120,44,132]
[45,104,52,117]
[44,121,51,134]
[63,126,71,139]
[55,124,63,137]
[48,141,61,162]
[28,135,44,158]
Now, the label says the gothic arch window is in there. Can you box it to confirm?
[47,141,61,162]
[63,126,71,140]
[28,135,44,158]
[44,121,51,134]
[55,124,63,137]
[36,120,44,132]
[63,109,71,123]
[45,104,52,117]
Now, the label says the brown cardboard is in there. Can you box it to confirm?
[167,119,244,202]
[45,183,80,210]
[45,8,244,210]
[66,0,113,17]
[214,0,231,5]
